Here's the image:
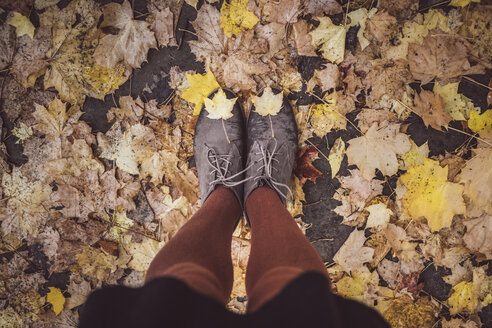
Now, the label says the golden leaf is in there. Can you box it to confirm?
[203,89,237,120]
[8,12,34,39]
[46,287,65,315]
[182,71,220,116]
[220,0,259,37]
[252,86,283,116]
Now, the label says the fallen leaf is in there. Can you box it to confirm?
[383,224,420,261]
[442,319,478,328]
[433,82,477,121]
[398,140,429,171]
[356,108,393,133]
[8,12,34,39]
[347,8,377,51]
[310,17,346,64]
[260,0,301,24]
[0,24,16,70]
[377,0,417,21]
[203,89,237,120]
[364,59,411,101]
[346,123,411,180]
[75,245,118,281]
[458,147,492,216]
[448,280,479,315]
[468,109,492,138]
[408,29,484,84]
[413,90,451,130]
[449,0,480,7]
[335,266,379,301]
[377,258,400,288]
[463,215,492,260]
[181,71,220,116]
[252,86,283,116]
[220,0,259,37]
[125,238,165,272]
[397,272,424,297]
[11,122,33,144]
[314,64,339,92]
[293,145,323,185]
[255,22,285,58]
[10,27,51,88]
[399,158,465,232]
[366,203,393,229]
[383,296,438,328]
[339,169,383,204]
[65,275,91,310]
[46,287,65,315]
[310,93,346,137]
[302,0,343,16]
[292,20,317,56]
[33,98,82,139]
[152,7,176,47]
[333,229,374,273]
[328,137,345,178]
[366,11,397,43]
[94,0,157,69]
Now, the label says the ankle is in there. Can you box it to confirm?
[245,186,281,215]
[205,186,241,215]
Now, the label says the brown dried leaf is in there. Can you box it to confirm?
[377,0,417,21]
[408,30,484,84]
[293,145,324,185]
[333,229,374,273]
[366,11,397,43]
[302,0,343,16]
[463,215,492,260]
[365,59,411,101]
[292,20,317,56]
[413,90,451,130]
[152,7,176,47]
[0,23,15,70]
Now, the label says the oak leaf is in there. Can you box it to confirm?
[413,90,451,130]
[94,0,157,69]
[333,229,374,273]
[346,123,411,180]
[399,158,465,232]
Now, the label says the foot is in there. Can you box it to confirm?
[243,87,298,220]
[193,89,245,208]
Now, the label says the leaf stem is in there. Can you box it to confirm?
[222,119,231,143]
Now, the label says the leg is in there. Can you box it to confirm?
[245,187,329,313]
[145,186,240,304]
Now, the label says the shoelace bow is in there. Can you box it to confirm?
[206,140,293,200]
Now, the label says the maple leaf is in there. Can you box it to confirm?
[33,97,82,138]
[347,8,377,51]
[8,12,34,39]
[413,90,451,130]
[94,0,156,69]
[366,203,393,229]
[314,64,339,92]
[463,215,492,260]
[335,266,379,301]
[181,71,220,116]
[399,158,465,232]
[366,10,397,43]
[41,0,128,104]
[364,59,411,101]
[65,275,91,310]
[293,146,323,185]
[11,122,33,144]
[259,0,301,24]
[310,94,346,137]
[255,22,285,58]
[220,0,259,37]
[377,0,417,21]
[408,29,484,84]
[203,89,237,120]
[383,224,420,261]
[468,109,492,138]
[46,287,65,315]
[398,140,429,171]
[458,147,492,216]
[333,229,374,273]
[346,123,411,180]
[10,27,51,88]
[310,17,346,64]
[339,169,384,204]
[75,246,118,281]
[356,108,394,133]
[328,137,345,178]
[433,82,478,121]
[252,86,283,116]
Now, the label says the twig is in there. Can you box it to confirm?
[344,0,351,27]
[462,76,492,91]
[306,139,330,162]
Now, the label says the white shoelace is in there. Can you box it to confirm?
[206,140,292,200]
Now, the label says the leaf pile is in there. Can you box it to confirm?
[0,0,491,326]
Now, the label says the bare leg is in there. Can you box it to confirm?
[245,187,329,313]
[146,186,240,305]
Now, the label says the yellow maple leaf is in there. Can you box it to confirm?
[366,203,393,229]
[11,122,33,144]
[346,8,377,50]
[203,89,237,120]
[310,17,346,64]
[220,0,259,37]
[398,140,429,171]
[182,71,220,116]
[33,98,82,138]
[46,287,65,315]
[125,238,165,272]
[328,137,345,178]
[310,93,346,137]
[448,281,478,315]
[468,109,492,137]
[433,82,477,120]
[252,86,284,116]
[449,0,480,7]
[335,267,379,301]
[399,158,465,232]
[75,246,118,281]
[8,12,35,39]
